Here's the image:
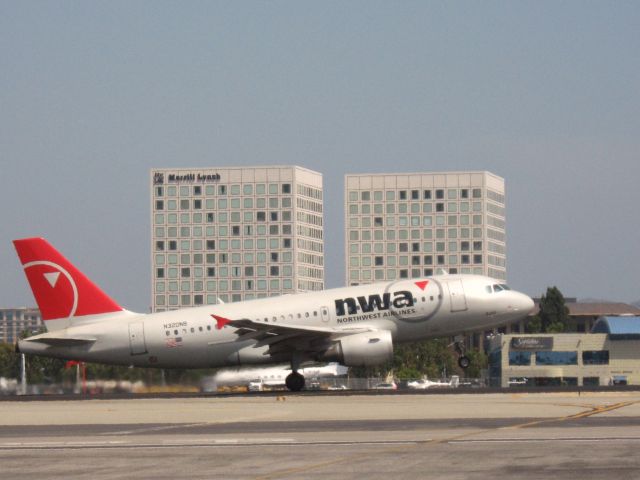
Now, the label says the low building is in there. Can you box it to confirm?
[0,308,42,344]
[488,316,640,387]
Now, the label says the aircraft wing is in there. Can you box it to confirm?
[210,315,371,356]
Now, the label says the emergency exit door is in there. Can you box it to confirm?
[447,280,468,312]
[129,322,147,355]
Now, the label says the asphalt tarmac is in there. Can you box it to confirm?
[2,392,640,479]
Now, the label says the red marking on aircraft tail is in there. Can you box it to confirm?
[212,314,231,329]
[13,237,123,321]
[415,280,429,291]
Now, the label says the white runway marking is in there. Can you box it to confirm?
[0,439,427,450]
[449,436,640,444]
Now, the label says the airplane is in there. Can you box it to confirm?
[205,362,349,391]
[407,375,460,390]
[13,237,534,391]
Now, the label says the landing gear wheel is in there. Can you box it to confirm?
[458,356,471,369]
[285,372,305,392]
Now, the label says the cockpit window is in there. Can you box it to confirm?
[500,284,511,290]
[485,285,493,294]
[493,284,503,292]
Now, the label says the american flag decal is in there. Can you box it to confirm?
[166,337,183,348]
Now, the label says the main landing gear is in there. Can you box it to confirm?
[285,353,305,392]
[285,371,305,392]
[453,337,471,370]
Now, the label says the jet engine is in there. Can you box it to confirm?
[319,330,393,367]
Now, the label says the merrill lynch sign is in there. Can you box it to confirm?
[510,337,554,351]
[154,172,221,184]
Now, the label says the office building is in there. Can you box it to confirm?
[0,308,42,344]
[151,166,324,311]
[345,171,506,285]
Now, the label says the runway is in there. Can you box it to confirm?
[2,392,640,479]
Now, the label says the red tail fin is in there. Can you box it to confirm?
[13,238,123,322]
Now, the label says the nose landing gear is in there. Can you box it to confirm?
[453,337,471,370]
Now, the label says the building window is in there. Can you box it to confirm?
[583,377,600,386]
[535,351,578,365]
[509,352,531,366]
[582,350,609,365]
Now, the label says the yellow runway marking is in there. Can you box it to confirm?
[253,400,639,479]
[501,401,637,430]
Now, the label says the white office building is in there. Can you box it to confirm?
[0,308,42,344]
[151,166,324,312]
[345,171,506,286]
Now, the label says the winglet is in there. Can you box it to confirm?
[211,314,231,330]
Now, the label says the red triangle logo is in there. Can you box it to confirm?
[415,280,429,291]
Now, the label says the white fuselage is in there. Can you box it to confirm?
[19,274,534,369]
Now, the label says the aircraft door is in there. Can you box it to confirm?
[128,322,147,355]
[447,280,468,312]
[320,306,330,323]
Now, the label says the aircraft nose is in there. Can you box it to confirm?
[510,292,535,314]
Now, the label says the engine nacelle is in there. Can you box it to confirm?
[319,330,393,367]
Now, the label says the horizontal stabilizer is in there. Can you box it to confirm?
[21,336,96,347]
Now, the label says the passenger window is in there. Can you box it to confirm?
[207,325,211,331]
[191,327,195,333]
[305,312,309,318]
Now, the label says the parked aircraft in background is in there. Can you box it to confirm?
[205,362,348,391]
[14,237,534,391]
[407,375,460,389]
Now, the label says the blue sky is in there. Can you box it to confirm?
[1,1,639,311]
